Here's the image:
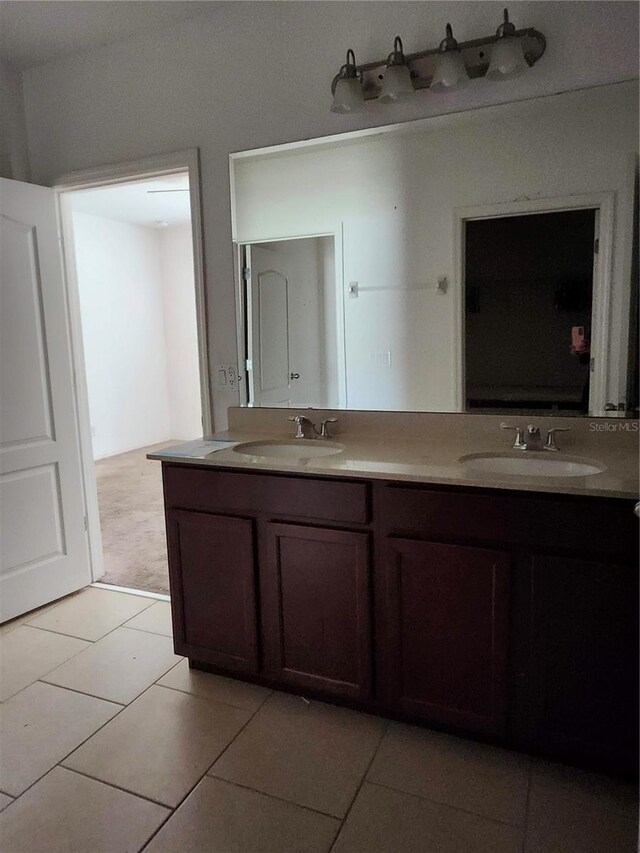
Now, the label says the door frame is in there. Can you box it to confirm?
[233,232,347,408]
[54,149,212,583]
[454,192,615,416]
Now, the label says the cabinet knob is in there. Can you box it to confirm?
[634,502,640,518]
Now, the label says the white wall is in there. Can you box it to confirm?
[73,214,202,458]
[158,224,202,439]
[18,1,639,427]
[73,212,172,458]
[233,84,638,411]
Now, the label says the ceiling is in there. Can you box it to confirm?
[0,1,214,70]
[69,173,191,227]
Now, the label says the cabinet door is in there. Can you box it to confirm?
[380,538,510,734]
[262,523,371,700]
[167,510,259,673]
[529,555,638,775]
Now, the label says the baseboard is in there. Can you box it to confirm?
[93,438,175,462]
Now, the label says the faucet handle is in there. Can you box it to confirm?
[545,427,570,452]
[319,418,338,439]
[287,415,315,439]
[500,423,525,448]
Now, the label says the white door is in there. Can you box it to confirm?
[0,178,91,621]
[247,244,291,406]
[246,240,326,407]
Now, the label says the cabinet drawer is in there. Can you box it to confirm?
[163,464,370,525]
[377,483,637,559]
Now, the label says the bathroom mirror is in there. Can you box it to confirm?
[230,82,638,417]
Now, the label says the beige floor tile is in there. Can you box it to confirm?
[525,776,638,853]
[41,626,181,704]
[0,793,12,812]
[0,681,121,796]
[63,684,250,807]
[0,625,90,701]
[0,594,77,636]
[27,587,154,641]
[333,782,524,853]
[0,766,169,853]
[145,776,339,853]
[157,658,271,711]
[123,600,173,636]
[531,759,638,817]
[367,723,530,826]
[210,691,385,818]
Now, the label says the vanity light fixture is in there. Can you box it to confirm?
[431,24,470,93]
[330,49,365,114]
[486,8,528,81]
[378,37,414,103]
[329,7,545,110]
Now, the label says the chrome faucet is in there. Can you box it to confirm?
[319,418,337,438]
[287,415,317,439]
[544,427,571,452]
[287,415,339,439]
[501,423,570,452]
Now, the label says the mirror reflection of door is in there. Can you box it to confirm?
[245,237,337,408]
[464,209,597,416]
[247,244,291,406]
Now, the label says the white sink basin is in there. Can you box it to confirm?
[233,440,344,460]
[459,453,605,478]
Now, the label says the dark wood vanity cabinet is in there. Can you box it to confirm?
[166,509,259,673]
[378,538,510,736]
[162,462,639,777]
[261,523,371,700]
[528,554,638,775]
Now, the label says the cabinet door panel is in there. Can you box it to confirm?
[530,555,638,775]
[381,538,510,734]
[262,523,371,700]
[167,510,259,672]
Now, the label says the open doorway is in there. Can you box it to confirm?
[63,170,205,596]
[464,208,598,415]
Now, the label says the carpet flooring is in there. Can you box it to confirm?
[95,442,176,595]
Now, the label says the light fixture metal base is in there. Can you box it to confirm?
[331,27,545,99]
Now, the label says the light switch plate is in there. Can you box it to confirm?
[215,364,237,389]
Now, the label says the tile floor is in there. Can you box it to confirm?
[0,586,637,852]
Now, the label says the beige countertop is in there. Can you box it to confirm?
[148,421,639,500]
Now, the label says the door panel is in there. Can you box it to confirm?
[1,178,90,621]
[246,240,326,407]
[262,522,371,700]
[167,509,259,672]
[247,245,290,406]
[380,538,510,734]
